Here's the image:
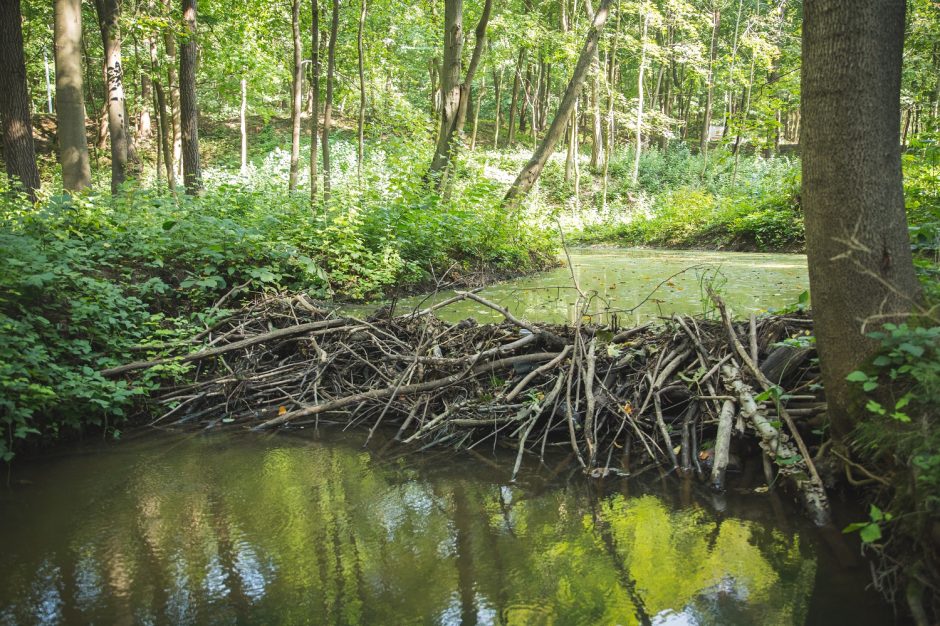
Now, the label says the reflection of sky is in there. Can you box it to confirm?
[0,433,885,625]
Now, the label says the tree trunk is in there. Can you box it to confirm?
[179,0,201,193]
[137,40,153,142]
[240,77,248,173]
[469,76,483,151]
[153,79,175,189]
[321,0,338,201]
[700,4,719,155]
[53,0,92,191]
[631,8,649,185]
[94,0,129,193]
[0,0,40,200]
[492,68,502,148]
[454,0,491,141]
[507,48,525,145]
[149,33,175,190]
[310,0,319,204]
[163,0,181,179]
[288,0,303,190]
[504,0,612,205]
[802,0,921,439]
[590,54,603,169]
[357,0,367,181]
[427,0,464,183]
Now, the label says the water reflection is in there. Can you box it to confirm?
[0,432,879,625]
[344,248,810,325]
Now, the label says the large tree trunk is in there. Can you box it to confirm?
[179,0,201,193]
[321,0,338,201]
[163,0,181,179]
[288,0,303,190]
[426,0,463,183]
[310,0,319,205]
[504,0,612,205]
[0,0,40,200]
[802,0,921,439]
[54,0,92,191]
[94,0,129,193]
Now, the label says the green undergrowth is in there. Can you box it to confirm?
[0,148,554,459]
[569,146,805,252]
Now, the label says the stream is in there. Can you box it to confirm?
[0,250,890,625]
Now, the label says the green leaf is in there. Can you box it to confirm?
[899,342,924,357]
[859,523,882,544]
[865,400,886,415]
[869,504,884,522]
[846,370,869,382]
[862,381,879,392]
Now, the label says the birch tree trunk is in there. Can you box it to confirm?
[240,77,248,174]
[94,0,129,193]
[163,0,181,179]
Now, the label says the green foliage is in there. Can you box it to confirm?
[847,322,940,569]
[0,140,553,458]
[575,147,804,251]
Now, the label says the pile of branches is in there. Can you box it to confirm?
[105,289,832,524]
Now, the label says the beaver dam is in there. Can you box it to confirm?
[105,287,832,525]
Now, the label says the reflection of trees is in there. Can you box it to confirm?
[0,437,815,624]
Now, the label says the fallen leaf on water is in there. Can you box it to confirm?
[278,406,287,415]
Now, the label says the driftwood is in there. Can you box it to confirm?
[115,290,833,524]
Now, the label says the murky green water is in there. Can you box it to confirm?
[347,248,809,325]
[1,431,886,625]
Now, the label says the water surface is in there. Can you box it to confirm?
[349,248,809,325]
[0,431,886,625]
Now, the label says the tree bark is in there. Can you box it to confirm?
[699,3,719,155]
[357,0,367,180]
[507,48,525,145]
[454,0,492,139]
[310,0,319,204]
[321,0,338,201]
[491,68,501,148]
[504,0,612,205]
[149,34,175,189]
[0,0,40,200]
[240,77,247,174]
[802,0,921,439]
[179,0,201,193]
[53,0,93,191]
[631,8,649,185]
[94,0,129,193]
[288,0,303,190]
[426,0,463,182]
[163,0,181,179]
